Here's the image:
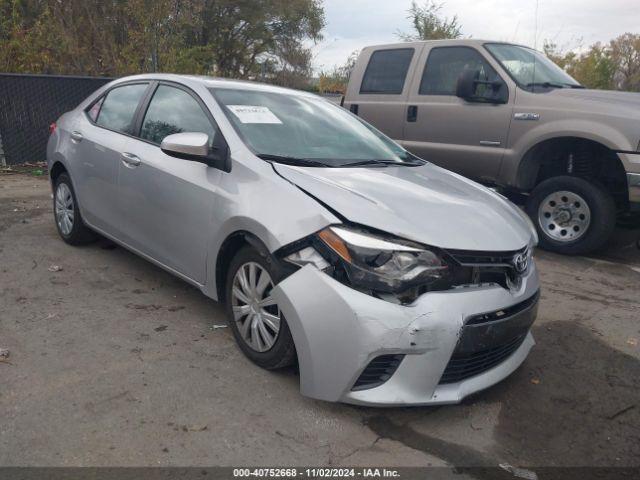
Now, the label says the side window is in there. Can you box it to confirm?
[360,48,414,94]
[420,47,502,96]
[140,85,216,145]
[95,84,148,133]
[87,96,104,122]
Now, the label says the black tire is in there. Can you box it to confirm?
[53,173,96,245]
[525,176,616,255]
[224,245,296,370]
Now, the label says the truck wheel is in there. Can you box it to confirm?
[525,176,616,255]
[225,245,296,370]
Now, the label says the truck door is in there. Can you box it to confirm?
[401,45,513,183]
[343,45,423,141]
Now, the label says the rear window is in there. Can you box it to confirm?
[96,83,148,134]
[360,48,414,94]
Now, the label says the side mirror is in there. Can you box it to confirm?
[456,68,506,104]
[456,68,479,100]
[161,132,231,172]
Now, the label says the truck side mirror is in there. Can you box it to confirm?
[456,68,507,104]
[456,68,479,100]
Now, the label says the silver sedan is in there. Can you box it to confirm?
[47,74,540,405]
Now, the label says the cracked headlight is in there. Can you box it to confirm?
[285,225,450,296]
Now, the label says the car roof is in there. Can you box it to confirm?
[108,73,318,98]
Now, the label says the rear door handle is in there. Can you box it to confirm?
[121,152,141,168]
[70,131,84,143]
[349,104,359,115]
[407,105,418,122]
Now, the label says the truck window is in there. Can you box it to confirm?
[419,47,500,96]
[360,48,414,94]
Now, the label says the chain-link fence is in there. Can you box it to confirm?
[0,74,113,166]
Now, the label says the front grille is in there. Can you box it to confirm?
[438,334,527,384]
[444,246,530,292]
[438,291,539,385]
[352,354,404,391]
[447,246,528,267]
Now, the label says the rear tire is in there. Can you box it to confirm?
[224,246,296,370]
[526,176,616,255]
[53,173,96,245]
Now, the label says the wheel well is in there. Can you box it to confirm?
[215,231,269,302]
[517,137,628,208]
[49,161,67,184]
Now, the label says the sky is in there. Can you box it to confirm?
[311,0,640,72]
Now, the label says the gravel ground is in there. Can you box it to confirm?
[1,173,639,471]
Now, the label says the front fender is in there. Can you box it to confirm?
[501,119,635,188]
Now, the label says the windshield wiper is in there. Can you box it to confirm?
[256,153,334,168]
[525,81,566,89]
[343,158,425,168]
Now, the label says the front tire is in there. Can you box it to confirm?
[526,176,616,255]
[224,246,296,370]
[53,173,96,245]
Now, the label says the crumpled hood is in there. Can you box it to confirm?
[274,163,533,252]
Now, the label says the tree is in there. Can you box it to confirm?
[0,0,325,87]
[544,41,615,90]
[397,1,462,42]
[544,34,639,92]
[318,50,358,94]
[609,33,640,91]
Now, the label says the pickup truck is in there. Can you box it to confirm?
[343,39,640,254]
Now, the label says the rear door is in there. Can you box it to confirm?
[72,82,150,234]
[343,45,423,140]
[116,82,222,283]
[402,45,513,183]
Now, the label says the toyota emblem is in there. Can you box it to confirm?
[513,250,529,274]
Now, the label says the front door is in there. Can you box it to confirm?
[401,46,513,183]
[116,83,221,283]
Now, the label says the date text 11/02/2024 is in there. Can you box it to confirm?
[232,468,401,478]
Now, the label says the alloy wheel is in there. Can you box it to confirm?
[55,183,74,236]
[538,190,591,242]
[231,262,281,352]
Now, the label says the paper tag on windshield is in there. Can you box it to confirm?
[227,105,282,124]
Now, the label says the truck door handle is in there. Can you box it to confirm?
[121,152,141,168]
[407,105,418,122]
[349,104,359,115]
[70,131,84,143]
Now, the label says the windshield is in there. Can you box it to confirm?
[485,43,582,90]
[210,88,422,167]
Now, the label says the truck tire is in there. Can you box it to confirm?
[525,176,616,255]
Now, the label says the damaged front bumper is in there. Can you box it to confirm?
[271,263,539,406]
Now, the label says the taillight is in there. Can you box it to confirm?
[49,122,57,135]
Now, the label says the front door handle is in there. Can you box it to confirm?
[70,131,84,143]
[121,152,141,168]
[407,105,418,122]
